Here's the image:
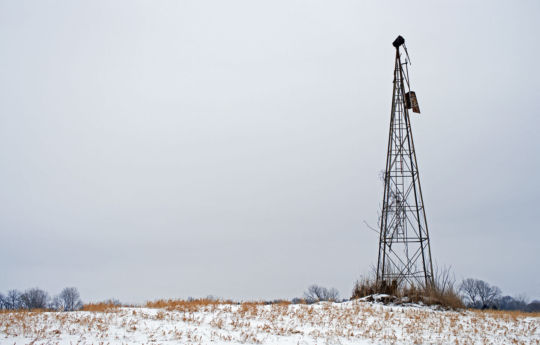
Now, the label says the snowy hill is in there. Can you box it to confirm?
[1,299,538,344]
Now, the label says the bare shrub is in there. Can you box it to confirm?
[420,265,464,309]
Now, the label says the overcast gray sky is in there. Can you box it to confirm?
[1,0,539,303]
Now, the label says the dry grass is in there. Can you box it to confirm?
[0,300,538,344]
[401,284,465,309]
[145,298,235,312]
[476,308,540,319]
[351,276,465,309]
[351,276,379,298]
[81,302,120,312]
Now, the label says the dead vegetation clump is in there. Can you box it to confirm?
[420,285,465,309]
[351,267,465,309]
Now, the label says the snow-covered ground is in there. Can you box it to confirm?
[1,299,538,345]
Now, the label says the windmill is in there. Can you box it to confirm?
[376,36,434,289]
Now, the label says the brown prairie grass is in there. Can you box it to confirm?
[1,299,538,345]
[82,302,120,312]
[145,298,235,312]
[274,300,292,306]
[472,308,540,319]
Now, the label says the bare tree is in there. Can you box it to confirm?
[304,285,323,303]
[499,294,529,311]
[459,278,478,306]
[459,278,501,309]
[5,290,22,310]
[106,298,122,306]
[526,300,540,312]
[49,295,63,311]
[304,285,340,303]
[58,287,83,311]
[325,288,340,301]
[20,288,49,310]
[514,294,529,309]
[0,293,5,310]
[475,280,501,308]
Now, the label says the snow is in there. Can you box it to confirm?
[1,300,538,344]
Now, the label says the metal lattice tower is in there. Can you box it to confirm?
[376,36,434,288]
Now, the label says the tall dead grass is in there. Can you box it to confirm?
[351,273,465,309]
[145,298,235,312]
[82,302,120,312]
